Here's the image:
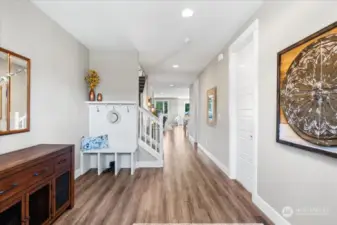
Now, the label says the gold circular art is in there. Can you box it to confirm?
[281,34,337,146]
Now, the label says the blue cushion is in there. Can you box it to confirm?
[81,134,109,151]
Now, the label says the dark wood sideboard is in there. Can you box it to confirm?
[0,144,75,225]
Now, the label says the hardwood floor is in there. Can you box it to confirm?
[55,127,272,225]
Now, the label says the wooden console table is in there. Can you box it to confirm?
[0,144,74,225]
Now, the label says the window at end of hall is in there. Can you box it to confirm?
[155,101,168,114]
[185,103,190,115]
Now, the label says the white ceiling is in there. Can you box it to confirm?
[32,0,262,95]
[154,87,189,99]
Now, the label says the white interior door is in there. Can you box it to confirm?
[236,39,255,193]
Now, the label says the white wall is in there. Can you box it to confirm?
[188,79,199,142]
[0,0,89,170]
[197,55,230,167]
[141,78,148,109]
[192,1,337,224]
[90,50,138,102]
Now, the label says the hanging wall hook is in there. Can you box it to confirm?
[96,106,100,112]
[127,106,130,113]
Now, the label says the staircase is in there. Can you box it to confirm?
[137,107,164,168]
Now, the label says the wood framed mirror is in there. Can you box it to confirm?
[0,47,30,135]
[207,87,217,126]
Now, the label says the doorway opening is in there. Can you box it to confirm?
[228,19,259,195]
[154,100,169,118]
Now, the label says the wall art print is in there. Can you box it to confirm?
[207,87,217,126]
[277,22,337,157]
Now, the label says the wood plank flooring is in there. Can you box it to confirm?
[55,127,272,225]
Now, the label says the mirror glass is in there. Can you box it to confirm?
[0,48,30,135]
[0,52,9,132]
[10,56,28,130]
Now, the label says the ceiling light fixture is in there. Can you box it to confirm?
[172,64,179,68]
[170,84,175,87]
[182,8,194,18]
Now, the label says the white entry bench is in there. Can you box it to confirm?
[81,101,138,176]
[80,148,136,176]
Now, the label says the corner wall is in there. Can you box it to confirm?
[90,50,138,102]
[194,1,337,224]
[188,79,199,142]
[0,0,89,170]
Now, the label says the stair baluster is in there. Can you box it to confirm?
[137,107,164,167]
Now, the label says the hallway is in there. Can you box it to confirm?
[55,127,271,225]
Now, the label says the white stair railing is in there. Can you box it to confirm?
[138,107,164,160]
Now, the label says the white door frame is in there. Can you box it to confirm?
[228,19,259,196]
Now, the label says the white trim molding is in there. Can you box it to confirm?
[197,143,286,225]
[136,160,163,168]
[75,168,82,179]
[228,19,259,195]
[188,135,196,145]
[253,195,291,225]
[197,143,230,178]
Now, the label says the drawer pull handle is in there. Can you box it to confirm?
[33,168,48,177]
[0,183,18,195]
[58,159,67,165]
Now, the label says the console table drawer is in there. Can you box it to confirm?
[55,152,71,174]
[0,161,53,201]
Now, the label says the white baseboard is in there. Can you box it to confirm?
[188,135,195,144]
[136,160,163,168]
[75,168,82,179]
[253,194,290,225]
[197,143,230,177]
[198,143,286,225]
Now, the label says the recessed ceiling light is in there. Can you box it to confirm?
[172,64,179,68]
[170,84,175,87]
[184,37,191,44]
[182,8,194,18]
